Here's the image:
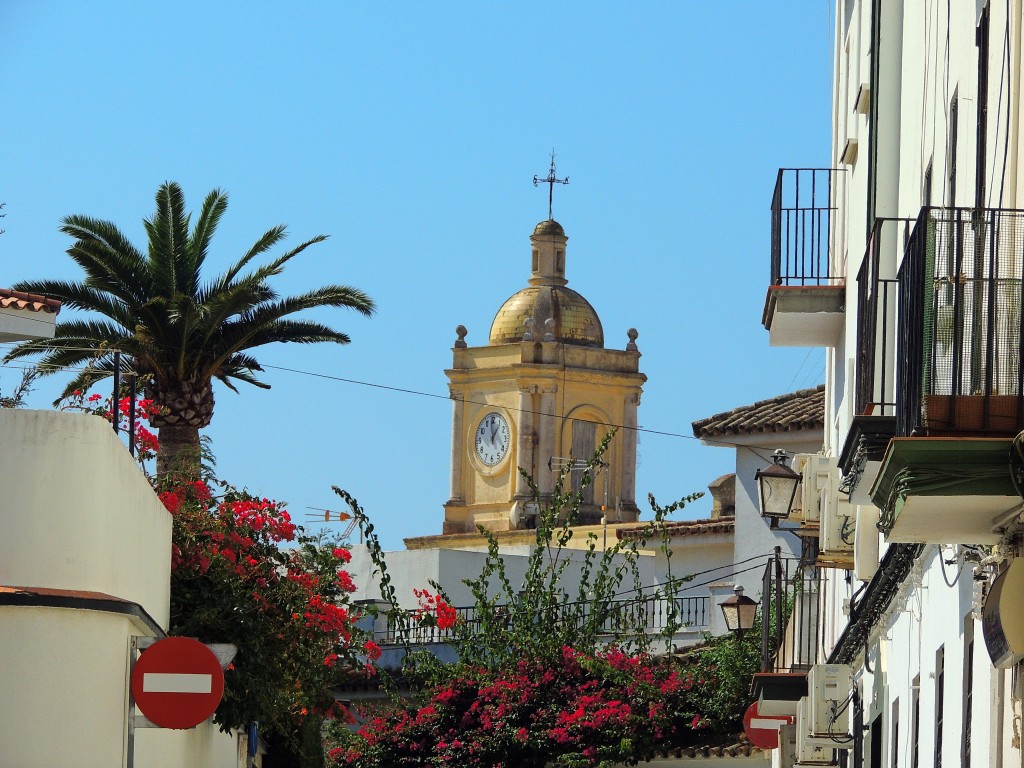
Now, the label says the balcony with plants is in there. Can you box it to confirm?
[871,207,1024,544]
[762,168,845,347]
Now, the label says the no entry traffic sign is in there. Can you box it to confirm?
[742,701,794,750]
[131,637,225,729]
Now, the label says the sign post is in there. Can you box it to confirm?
[130,636,225,729]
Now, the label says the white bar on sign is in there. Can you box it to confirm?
[750,717,789,730]
[143,673,212,694]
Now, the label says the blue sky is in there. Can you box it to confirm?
[1,3,833,549]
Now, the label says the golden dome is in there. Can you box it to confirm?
[489,285,604,347]
[533,219,565,236]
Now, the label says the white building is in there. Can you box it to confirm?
[755,3,1024,767]
[0,291,250,767]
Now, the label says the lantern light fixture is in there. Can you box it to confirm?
[719,584,758,639]
[756,449,801,520]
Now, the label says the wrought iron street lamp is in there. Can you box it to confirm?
[719,585,758,640]
[756,449,801,520]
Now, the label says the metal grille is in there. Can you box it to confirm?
[760,551,821,673]
[375,595,710,646]
[898,207,1024,436]
[770,169,841,286]
[856,218,912,415]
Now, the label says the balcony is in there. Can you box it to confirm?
[752,553,820,716]
[897,207,1024,437]
[371,595,712,651]
[762,168,845,347]
[840,218,912,502]
[871,207,1024,544]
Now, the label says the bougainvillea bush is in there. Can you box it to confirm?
[326,645,725,768]
[323,436,759,767]
[161,477,375,743]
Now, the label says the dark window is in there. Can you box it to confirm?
[892,700,900,768]
[870,713,883,768]
[911,675,921,768]
[924,160,933,207]
[963,620,975,767]
[853,686,865,768]
[948,90,959,206]
[935,647,945,768]
[976,5,990,208]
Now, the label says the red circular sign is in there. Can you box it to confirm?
[131,637,225,729]
[742,701,794,750]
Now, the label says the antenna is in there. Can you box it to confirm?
[305,507,359,541]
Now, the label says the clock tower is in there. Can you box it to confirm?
[439,218,646,536]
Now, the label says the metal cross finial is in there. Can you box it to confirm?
[533,149,569,220]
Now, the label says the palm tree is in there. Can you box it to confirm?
[5,182,374,475]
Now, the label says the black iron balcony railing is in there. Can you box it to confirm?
[770,168,841,286]
[897,207,1024,437]
[855,218,914,416]
[375,594,711,646]
[760,551,820,673]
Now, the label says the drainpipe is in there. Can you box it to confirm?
[1009,0,1022,207]
[992,668,1004,768]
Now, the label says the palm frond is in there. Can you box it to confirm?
[54,357,122,404]
[235,285,375,329]
[187,189,228,284]
[235,319,353,348]
[10,280,134,327]
[215,363,271,390]
[220,224,288,285]
[60,215,150,305]
[145,182,192,297]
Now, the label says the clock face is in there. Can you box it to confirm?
[475,412,511,466]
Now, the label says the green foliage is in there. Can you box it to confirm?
[2,181,374,446]
[324,433,772,767]
[681,632,761,734]
[0,366,39,408]
[437,432,703,669]
[161,474,370,760]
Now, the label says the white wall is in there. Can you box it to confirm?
[0,409,243,767]
[0,606,241,768]
[350,543,655,610]
[653,533,733,637]
[0,306,56,341]
[814,2,1024,766]
[714,432,820,601]
[0,410,171,625]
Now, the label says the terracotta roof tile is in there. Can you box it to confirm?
[691,385,825,438]
[0,585,128,601]
[0,288,61,314]
[617,517,735,541]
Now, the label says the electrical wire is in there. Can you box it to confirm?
[608,555,783,600]
[938,543,962,588]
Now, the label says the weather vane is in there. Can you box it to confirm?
[533,149,569,220]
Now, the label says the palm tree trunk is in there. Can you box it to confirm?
[156,423,201,479]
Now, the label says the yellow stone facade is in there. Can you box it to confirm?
[419,218,646,543]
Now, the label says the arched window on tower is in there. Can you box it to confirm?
[570,419,596,505]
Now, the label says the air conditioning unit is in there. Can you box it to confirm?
[853,506,881,581]
[807,664,853,748]
[778,722,797,767]
[820,498,855,562]
[795,697,837,764]
[793,455,839,524]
